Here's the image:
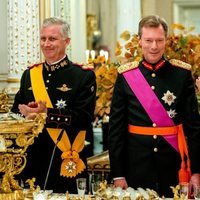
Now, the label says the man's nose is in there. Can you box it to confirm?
[151,41,158,48]
[43,39,51,46]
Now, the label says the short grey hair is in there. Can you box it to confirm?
[42,17,70,39]
[138,15,168,38]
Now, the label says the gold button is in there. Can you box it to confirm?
[152,73,156,77]
[154,147,158,152]
[152,123,156,127]
[153,135,157,139]
[151,86,155,90]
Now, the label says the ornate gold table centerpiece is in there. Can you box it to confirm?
[0,111,46,200]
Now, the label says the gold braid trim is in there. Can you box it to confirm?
[81,63,94,70]
[118,61,139,74]
[169,59,191,71]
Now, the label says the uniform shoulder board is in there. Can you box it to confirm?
[73,62,83,66]
[73,62,94,70]
[169,59,191,70]
[118,61,139,74]
[81,63,94,70]
[28,62,43,69]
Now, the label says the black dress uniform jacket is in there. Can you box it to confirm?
[11,56,96,193]
[108,58,200,197]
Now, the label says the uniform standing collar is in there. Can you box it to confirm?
[44,55,68,72]
[46,55,67,65]
[142,58,166,71]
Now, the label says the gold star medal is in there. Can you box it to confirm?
[56,99,67,108]
[161,90,176,106]
[167,109,177,118]
[65,160,77,174]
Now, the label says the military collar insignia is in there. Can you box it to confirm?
[44,59,68,72]
[57,84,72,92]
[161,90,176,106]
[142,59,165,71]
[169,59,191,70]
[118,61,139,74]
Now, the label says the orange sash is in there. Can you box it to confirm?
[30,65,86,177]
[128,124,191,183]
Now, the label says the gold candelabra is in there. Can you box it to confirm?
[0,90,46,200]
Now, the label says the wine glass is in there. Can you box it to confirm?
[91,181,100,195]
[76,178,86,197]
[180,182,189,200]
[33,190,48,200]
[194,185,200,200]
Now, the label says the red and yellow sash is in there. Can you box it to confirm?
[30,64,86,177]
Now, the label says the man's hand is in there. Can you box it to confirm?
[18,100,47,118]
[189,173,200,198]
[27,101,38,108]
[113,178,128,189]
[190,173,200,187]
[196,77,200,91]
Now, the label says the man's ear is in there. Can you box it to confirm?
[65,38,71,47]
[138,37,142,47]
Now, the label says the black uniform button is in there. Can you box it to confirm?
[153,135,157,139]
[46,80,50,83]
[46,87,48,90]
[65,118,68,121]
[48,73,51,77]
[50,117,54,120]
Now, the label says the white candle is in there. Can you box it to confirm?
[91,50,95,60]
[85,49,90,63]
[99,50,104,57]
[104,51,109,62]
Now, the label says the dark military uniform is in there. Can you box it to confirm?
[11,56,96,193]
[108,58,200,197]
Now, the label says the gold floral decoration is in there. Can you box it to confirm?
[165,24,200,78]
[93,56,118,117]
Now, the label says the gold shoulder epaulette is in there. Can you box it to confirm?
[118,61,139,74]
[81,63,94,70]
[28,62,43,69]
[73,62,84,66]
[169,59,191,70]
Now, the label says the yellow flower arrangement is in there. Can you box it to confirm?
[93,56,118,117]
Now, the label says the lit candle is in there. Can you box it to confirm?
[104,51,109,62]
[99,50,104,57]
[90,50,95,60]
[85,49,90,63]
